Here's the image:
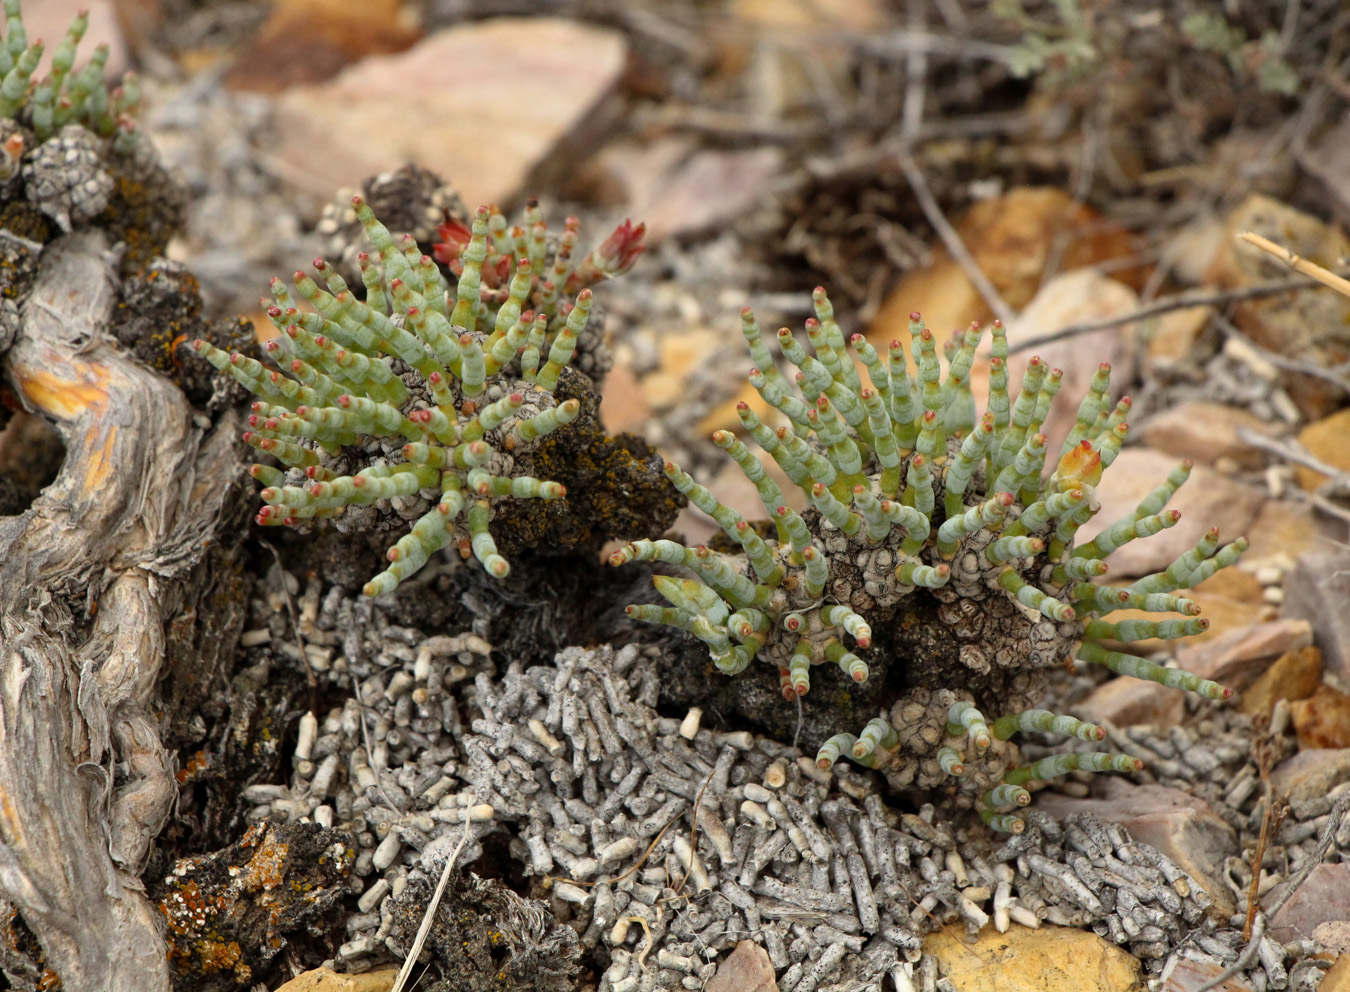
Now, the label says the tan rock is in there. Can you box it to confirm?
[706,939,778,992]
[1242,500,1326,571]
[644,328,724,409]
[1207,194,1350,419]
[275,967,400,991]
[1240,646,1323,719]
[924,923,1140,992]
[1269,748,1350,804]
[1144,305,1212,376]
[1292,684,1350,750]
[999,269,1139,455]
[1135,402,1277,471]
[598,358,652,436]
[1294,409,1350,492]
[634,148,783,243]
[1321,954,1350,992]
[1175,618,1313,692]
[273,19,627,210]
[1077,448,1264,579]
[1075,675,1186,731]
[1266,863,1350,943]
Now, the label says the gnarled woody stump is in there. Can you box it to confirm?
[0,230,242,992]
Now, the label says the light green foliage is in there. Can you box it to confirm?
[612,290,1247,832]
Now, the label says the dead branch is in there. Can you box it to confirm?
[0,231,244,991]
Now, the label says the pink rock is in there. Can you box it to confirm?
[1076,448,1264,579]
[1161,955,1255,992]
[273,19,627,209]
[1074,676,1186,731]
[1036,780,1237,916]
[1266,863,1350,943]
[706,940,778,992]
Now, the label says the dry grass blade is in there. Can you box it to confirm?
[1238,231,1350,299]
[389,800,484,992]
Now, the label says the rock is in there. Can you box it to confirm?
[632,148,783,243]
[1282,549,1350,682]
[1241,500,1327,574]
[1292,684,1350,750]
[273,19,627,209]
[1144,305,1212,376]
[1075,675,1186,731]
[1207,195,1350,419]
[1294,409,1350,491]
[1036,780,1238,916]
[1174,618,1313,691]
[275,968,400,991]
[1076,448,1264,579]
[1322,954,1350,992]
[1239,645,1323,719]
[1315,921,1350,956]
[706,940,778,992]
[1135,402,1277,471]
[924,923,1140,992]
[1269,748,1350,804]
[25,0,129,80]
[998,268,1139,456]
[226,0,421,93]
[868,188,1137,354]
[1265,863,1350,943]
[1160,955,1256,991]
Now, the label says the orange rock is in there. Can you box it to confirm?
[226,0,422,93]
[1292,684,1350,750]
[1239,645,1323,718]
[868,188,1138,354]
[1294,409,1350,492]
[1143,304,1212,376]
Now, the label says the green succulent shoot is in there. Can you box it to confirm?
[195,197,645,597]
[612,292,1244,832]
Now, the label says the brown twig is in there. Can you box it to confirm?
[896,151,1016,327]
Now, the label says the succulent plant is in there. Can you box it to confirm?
[195,197,651,597]
[611,292,1245,832]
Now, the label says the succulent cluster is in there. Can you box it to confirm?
[0,0,146,230]
[611,294,1246,832]
[195,198,649,597]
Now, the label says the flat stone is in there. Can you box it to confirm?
[1077,448,1265,579]
[1265,863,1350,943]
[273,19,627,209]
[1239,645,1323,719]
[1294,408,1350,491]
[1315,921,1350,956]
[24,0,129,79]
[1282,549,1350,682]
[1174,618,1313,691]
[706,939,778,992]
[1135,402,1277,471]
[1321,954,1350,992]
[1143,304,1212,376]
[1207,194,1350,419]
[1035,780,1237,917]
[1075,676,1186,731]
[1241,499,1327,573]
[1001,268,1139,456]
[275,967,399,991]
[1269,748,1350,804]
[1160,955,1256,992]
[924,923,1140,992]
[631,147,783,243]
[1292,684,1350,750]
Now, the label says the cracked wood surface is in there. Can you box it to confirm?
[0,230,243,991]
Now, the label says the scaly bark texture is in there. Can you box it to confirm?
[0,230,242,992]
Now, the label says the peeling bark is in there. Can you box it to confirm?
[0,231,244,991]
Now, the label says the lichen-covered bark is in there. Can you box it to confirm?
[0,230,243,992]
